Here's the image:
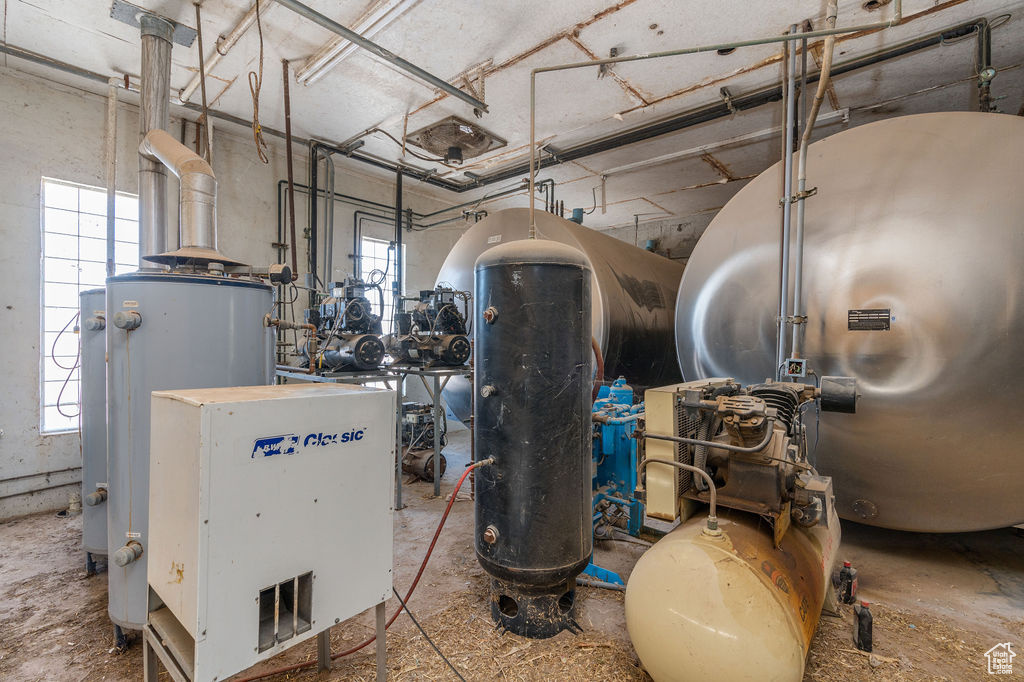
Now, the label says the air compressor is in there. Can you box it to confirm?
[623,376,855,681]
[302,277,386,371]
[386,286,471,366]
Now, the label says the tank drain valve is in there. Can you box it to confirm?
[482,525,499,544]
[112,541,144,567]
[113,310,142,330]
[84,488,108,506]
[83,315,106,331]
[480,384,497,398]
[482,306,499,324]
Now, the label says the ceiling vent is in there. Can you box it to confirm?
[406,116,507,165]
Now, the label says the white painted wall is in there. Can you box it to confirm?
[0,66,469,520]
[599,212,715,267]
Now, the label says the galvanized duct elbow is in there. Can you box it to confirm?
[140,129,245,266]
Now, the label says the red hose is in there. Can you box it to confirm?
[591,336,605,401]
[234,459,491,682]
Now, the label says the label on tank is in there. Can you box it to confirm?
[848,309,890,331]
[487,234,502,244]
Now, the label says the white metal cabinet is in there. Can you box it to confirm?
[147,383,394,682]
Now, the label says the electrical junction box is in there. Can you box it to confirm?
[146,383,395,682]
[784,358,807,378]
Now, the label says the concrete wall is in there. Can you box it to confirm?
[599,212,716,267]
[0,66,468,520]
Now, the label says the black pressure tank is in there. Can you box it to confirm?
[473,239,593,638]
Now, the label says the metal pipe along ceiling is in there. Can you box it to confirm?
[3,3,999,200]
[274,0,488,113]
[527,0,903,234]
[179,0,278,104]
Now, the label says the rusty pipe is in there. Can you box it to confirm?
[266,316,317,373]
[282,59,299,278]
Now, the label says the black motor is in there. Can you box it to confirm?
[473,240,592,638]
[387,286,471,366]
[303,277,385,371]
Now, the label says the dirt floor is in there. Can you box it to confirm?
[1,428,1022,681]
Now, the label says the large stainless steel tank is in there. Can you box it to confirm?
[79,288,107,557]
[675,112,1024,532]
[106,273,274,628]
[437,208,684,420]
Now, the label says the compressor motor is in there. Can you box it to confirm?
[302,277,386,371]
[385,286,471,366]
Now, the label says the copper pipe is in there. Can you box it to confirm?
[266,317,317,373]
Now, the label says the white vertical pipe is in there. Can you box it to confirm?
[104,77,119,277]
[776,26,798,379]
[791,1,839,360]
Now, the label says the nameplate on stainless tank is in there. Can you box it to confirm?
[847,309,891,331]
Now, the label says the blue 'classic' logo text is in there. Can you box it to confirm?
[251,429,366,458]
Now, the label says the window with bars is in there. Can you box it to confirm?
[40,178,139,433]
[358,236,402,335]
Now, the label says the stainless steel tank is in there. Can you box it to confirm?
[79,288,107,557]
[436,208,685,420]
[106,273,274,628]
[675,112,1024,532]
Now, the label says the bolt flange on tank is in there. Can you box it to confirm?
[473,240,593,638]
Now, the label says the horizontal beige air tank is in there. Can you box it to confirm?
[436,208,684,420]
[625,508,840,682]
[674,112,1024,532]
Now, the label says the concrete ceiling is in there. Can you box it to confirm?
[2,0,1023,229]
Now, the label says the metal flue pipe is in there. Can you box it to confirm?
[140,129,218,256]
[138,15,174,266]
[791,1,839,360]
[274,0,487,113]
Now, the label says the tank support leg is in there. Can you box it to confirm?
[581,561,624,586]
[375,601,387,680]
[85,552,97,576]
[822,580,841,617]
[114,624,129,653]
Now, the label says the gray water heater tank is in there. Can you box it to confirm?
[105,273,274,628]
[674,112,1024,533]
[79,288,107,556]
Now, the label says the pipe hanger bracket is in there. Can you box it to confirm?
[110,0,197,47]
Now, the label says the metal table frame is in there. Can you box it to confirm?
[143,601,386,681]
[277,365,471,509]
